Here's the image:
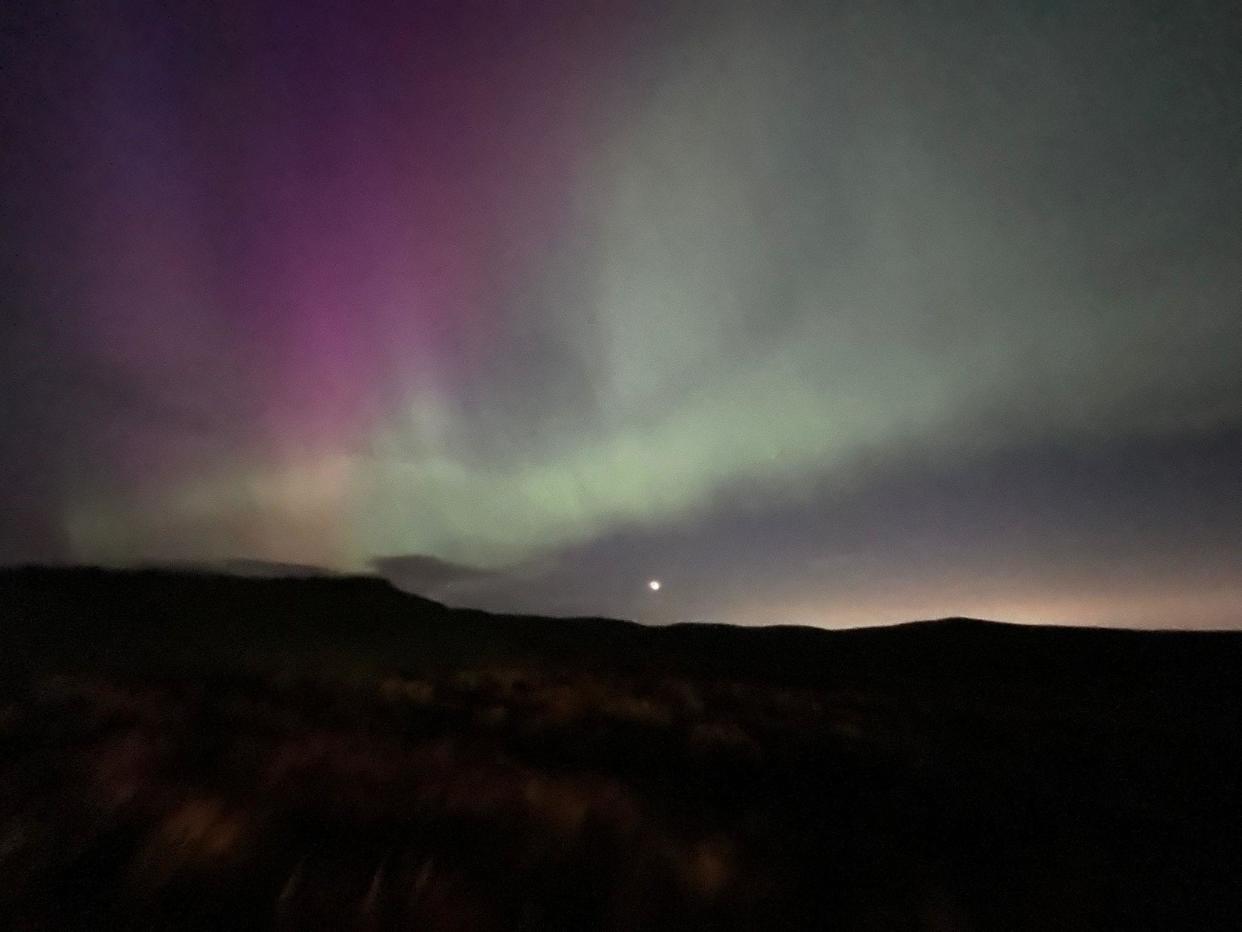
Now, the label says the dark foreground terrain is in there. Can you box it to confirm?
[1,567,1240,930]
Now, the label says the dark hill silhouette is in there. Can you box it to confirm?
[4,565,1239,710]
[1,565,1240,929]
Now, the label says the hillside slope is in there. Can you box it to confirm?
[1,566,1239,929]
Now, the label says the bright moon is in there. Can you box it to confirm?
[647,579,661,591]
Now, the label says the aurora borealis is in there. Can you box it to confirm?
[3,0,1240,627]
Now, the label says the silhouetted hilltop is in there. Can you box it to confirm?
[2,566,1241,929]
[3,565,1239,715]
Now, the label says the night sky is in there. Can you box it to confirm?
[3,0,1240,628]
